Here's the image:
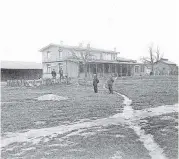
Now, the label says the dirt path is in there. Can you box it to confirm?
[113,91,168,159]
[1,80,178,159]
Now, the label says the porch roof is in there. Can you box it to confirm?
[64,58,144,65]
[117,57,136,62]
[87,60,119,64]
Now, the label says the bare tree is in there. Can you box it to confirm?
[141,44,163,74]
[68,43,94,88]
[70,43,93,78]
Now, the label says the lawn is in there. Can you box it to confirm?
[1,75,178,159]
[114,75,178,110]
[1,83,124,134]
[139,113,178,159]
[2,83,149,159]
[114,75,178,159]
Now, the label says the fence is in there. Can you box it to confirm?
[6,77,71,87]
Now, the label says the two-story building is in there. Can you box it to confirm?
[39,43,146,78]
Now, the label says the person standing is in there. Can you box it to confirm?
[107,75,114,94]
[51,69,57,79]
[51,69,57,84]
[93,74,99,93]
[59,67,63,82]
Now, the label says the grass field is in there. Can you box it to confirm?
[1,75,178,159]
[1,84,123,133]
[114,76,178,110]
[114,75,178,159]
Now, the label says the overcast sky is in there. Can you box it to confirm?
[0,0,178,64]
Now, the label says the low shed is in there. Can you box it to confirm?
[1,61,42,81]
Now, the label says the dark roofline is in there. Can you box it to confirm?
[39,43,120,54]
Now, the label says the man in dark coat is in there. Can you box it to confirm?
[107,75,114,94]
[93,74,99,93]
[59,67,63,82]
[51,69,57,79]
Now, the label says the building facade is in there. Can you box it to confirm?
[39,43,146,78]
[153,58,178,75]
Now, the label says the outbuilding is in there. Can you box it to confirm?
[1,61,42,81]
[153,58,178,75]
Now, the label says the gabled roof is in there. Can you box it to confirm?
[160,60,176,65]
[1,61,42,69]
[39,43,120,54]
[155,59,176,65]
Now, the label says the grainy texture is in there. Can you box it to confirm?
[1,76,178,159]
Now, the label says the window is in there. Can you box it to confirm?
[59,51,62,59]
[47,51,51,59]
[111,54,116,60]
[58,47,63,59]
[100,53,103,60]
[135,66,139,73]
[140,65,144,72]
[59,63,63,71]
[104,53,111,60]
[47,64,51,73]
[79,62,84,73]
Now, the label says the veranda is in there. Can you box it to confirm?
[80,61,134,78]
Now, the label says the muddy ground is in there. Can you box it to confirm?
[1,76,178,159]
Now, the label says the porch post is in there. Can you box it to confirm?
[120,64,122,77]
[109,64,111,74]
[89,63,91,78]
[126,64,128,76]
[103,63,105,77]
[115,64,117,75]
[116,64,118,77]
[96,63,97,75]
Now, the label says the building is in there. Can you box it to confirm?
[39,43,146,78]
[1,61,42,81]
[153,58,178,75]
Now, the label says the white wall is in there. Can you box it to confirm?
[42,46,73,62]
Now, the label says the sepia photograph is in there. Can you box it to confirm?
[0,0,178,158]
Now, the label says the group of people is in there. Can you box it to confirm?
[52,68,114,93]
[51,68,63,82]
[93,74,114,94]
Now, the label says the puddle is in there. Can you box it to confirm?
[1,116,126,148]
[109,84,168,159]
[2,81,177,159]
[134,104,178,120]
